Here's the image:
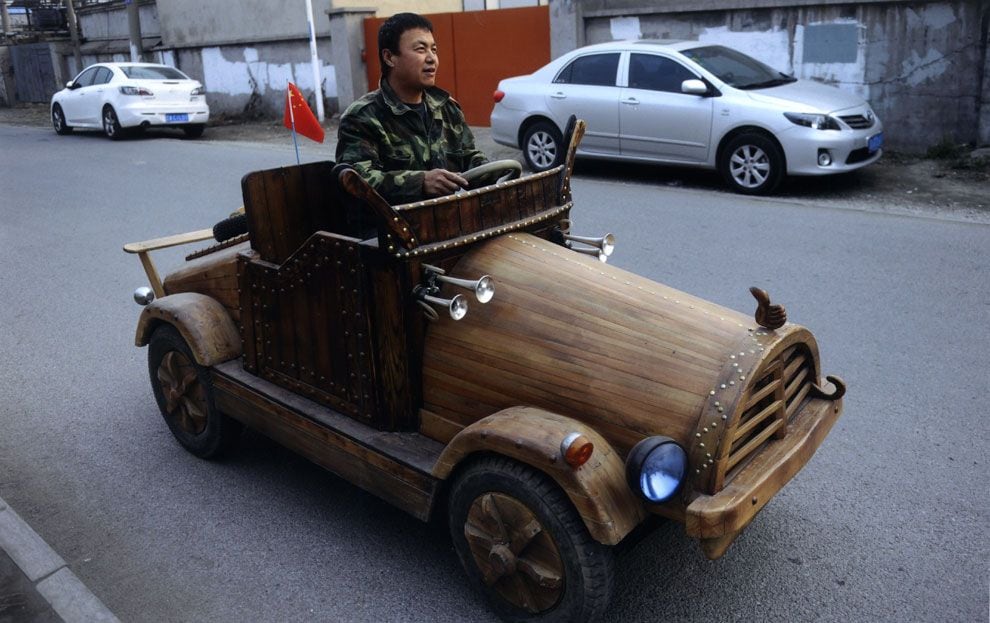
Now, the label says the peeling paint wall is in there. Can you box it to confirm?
[176,40,337,118]
[568,0,989,152]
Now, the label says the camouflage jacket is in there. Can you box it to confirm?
[335,79,487,204]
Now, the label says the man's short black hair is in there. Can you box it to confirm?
[378,12,434,77]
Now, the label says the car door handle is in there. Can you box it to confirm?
[621,98,639,106]
[550,92,566,100]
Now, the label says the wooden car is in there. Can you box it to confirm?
[124,121,844,622]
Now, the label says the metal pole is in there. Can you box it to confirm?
[304,0,325,121]
[65,0,82,70]
[126,0,143,62]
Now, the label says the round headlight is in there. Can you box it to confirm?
[626,437,687,503]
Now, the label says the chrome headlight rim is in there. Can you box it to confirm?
[625,436,687,504]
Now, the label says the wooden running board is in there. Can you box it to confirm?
[211,360,444,521]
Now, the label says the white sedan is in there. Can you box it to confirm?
[51,62,210,140]
[491,41,883,194]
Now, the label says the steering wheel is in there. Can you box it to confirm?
[461,159,523,190]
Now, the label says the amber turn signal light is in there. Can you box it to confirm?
[493,90,505,103]
[561,433,594,467]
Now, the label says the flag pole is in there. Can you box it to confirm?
[287,81,301,165]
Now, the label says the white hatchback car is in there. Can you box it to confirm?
[51,62,210,140]
[491,40,883,194]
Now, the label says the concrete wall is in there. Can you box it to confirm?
[174,40,337,119]
[551,0,989,152]
[330,0,462,19]
[77,1,159,41]
[156,0,335,47]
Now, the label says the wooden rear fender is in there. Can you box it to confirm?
[134,292,241,367]
[432,406,646,545]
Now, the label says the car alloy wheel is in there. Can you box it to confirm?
[103,106,122,140]
[527,131,558,170]
[729,144,771,189]
[51,104,71,135]
[522,121,564,173]
[718,132,784,195]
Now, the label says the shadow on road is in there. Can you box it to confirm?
[570,158,876,201]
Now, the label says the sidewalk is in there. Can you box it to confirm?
[0,496,119,623]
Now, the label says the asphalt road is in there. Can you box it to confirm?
[1,125,987,622]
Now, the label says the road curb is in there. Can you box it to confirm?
[0,495,120,623]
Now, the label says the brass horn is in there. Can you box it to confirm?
[565,233,614,254]
[423,264,495,303]
[564,233,615,263]
[413,285,468,321]
[570,246,610,263]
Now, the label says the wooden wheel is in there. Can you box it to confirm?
[449,457,614,622]
[156,350,208,436]
[464,492,564,613]
[148,324,241,458]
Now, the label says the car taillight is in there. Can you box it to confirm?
[119,86,153,96]
[493,90,505,103]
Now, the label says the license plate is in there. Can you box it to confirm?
[166,113,188,123]
[868,132,883,152]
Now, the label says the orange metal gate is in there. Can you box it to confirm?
[363,6,550,126]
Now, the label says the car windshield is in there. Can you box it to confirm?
[120,65,189,80]
[680,45,796,89]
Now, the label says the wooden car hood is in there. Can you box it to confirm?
[421,233,820,456]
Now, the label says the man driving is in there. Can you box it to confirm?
[335,13,488,205]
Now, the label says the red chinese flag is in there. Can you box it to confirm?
[283,82,325,143]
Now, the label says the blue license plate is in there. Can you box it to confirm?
[166,113,188,123]
[868,132,883,152]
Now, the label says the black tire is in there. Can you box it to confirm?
[51,104,72,135]
[718,132,785,195]
[148,324,241,458]
[212,213,248,242]
[448,457,614,623]
[102,105,123,140]
[183,124,205,138]
[521,121,564,173]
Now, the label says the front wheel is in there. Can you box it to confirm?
[521,121,564,173]
[449,457,614,622]
[52,104,72,135]
[148,324,241,458]
[102,105,123,140]
[718,132,784,195]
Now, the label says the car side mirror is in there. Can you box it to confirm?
[681,79,709,96]
[66,80,76,89]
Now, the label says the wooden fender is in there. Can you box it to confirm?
[433,406,646,545]
[134,292,242,367]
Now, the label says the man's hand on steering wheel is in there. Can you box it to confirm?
[423,169,468,196]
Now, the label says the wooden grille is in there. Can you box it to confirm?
[724,345,812,483]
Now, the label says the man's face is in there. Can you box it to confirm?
[384,28,438,94]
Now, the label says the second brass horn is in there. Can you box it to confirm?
[564,232,615,257]
[414,286,468,320]
[423,265,495,303]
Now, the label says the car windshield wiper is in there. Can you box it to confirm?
[738,76,797,90]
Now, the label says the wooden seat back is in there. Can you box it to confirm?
[241,161,349,264]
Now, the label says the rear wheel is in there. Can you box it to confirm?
[102,105,123,140]
[183,124,205,138]
[521,121,564,173]
[718,132,784,194]
[448,457,614,622]
[51,104,72,135]
[148,324,241,458]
